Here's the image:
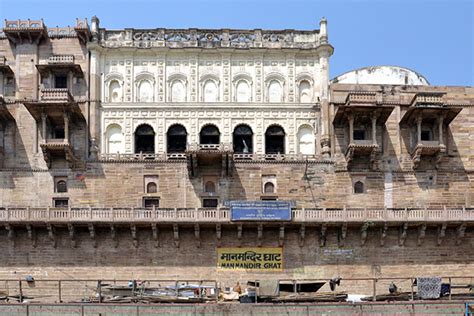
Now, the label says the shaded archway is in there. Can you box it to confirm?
[265,125,285,154]
[134,124,155,154]
[167,124,187,153]
[233,124,253,153]
[200,125,220,145]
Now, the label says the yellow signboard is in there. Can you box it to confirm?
[217,247,283,271]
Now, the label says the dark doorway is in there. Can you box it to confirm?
[202,198,218,208]
[233,124,253,153]
[265,125,285,154]
[135,124,155,154]
[167,124,187,152]
[143,197,160,208]
[200,125,220,145]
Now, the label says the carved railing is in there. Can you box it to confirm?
[4,19,44,29]
[48,55,74,64]
[40,88,73,102]
[0,207,472,224]
[97,153,323,162]
[345,92,377,105]
[40,138,70,145]
[412,93,445,106]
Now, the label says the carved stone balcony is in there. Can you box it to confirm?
[40,138,75,168]
[0,96,14,122]
[0,56,13,75]
[36,55,83,77]
[3,19,46,45]
[411,141,446,169]
[345,140,379,168]
[186,143,233,177]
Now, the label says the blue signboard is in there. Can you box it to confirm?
[230,201,292,221]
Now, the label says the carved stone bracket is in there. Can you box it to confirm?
[151,224,159,248]
[299,225,305,247]
[67,224,76,248]
[279,226,285,247]
[26,224,36,248]
[216,224,222,247]
[338,224,347,247]
[456,224,466,245]
[131,225,138,248]
[411,146,422,170]
[320,224,327,247]
[88,224,96,248]
[380,224,388,247]
[110,225,118,248]
[399,223,408,246]
[437,223,447,246]
[360,222,370,246]
[417,224,427,246]
[5,224,14,247]
[257,224,263,247]
[194,224,201,248]
[47,224,56,248]
[173,224,180,248]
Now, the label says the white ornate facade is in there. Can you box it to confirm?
[89,18,333,158]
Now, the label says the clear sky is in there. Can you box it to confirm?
[1,0,472,86]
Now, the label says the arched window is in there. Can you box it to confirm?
[233,124,253,153]
[264,182,275,194]
[109,80,121,102]
[268,80,282,102]
[297,127,315,155]
[205,181,216,193]
[203,80,218,102]
[135,124,155,154]
[200,125,220,145]
[299,80,312,103]
[354,181,364,194]
[167,124,187,153]
[265,125,285,154]
[106,125,124,154]
[57,180,67,193]
[147,182,157,193]
[236,80,251,102]
[171,80,186,102]
[138,80,153,102]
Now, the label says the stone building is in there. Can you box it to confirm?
[0,17,473,291]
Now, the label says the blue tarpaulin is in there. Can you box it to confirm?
[230,201,292,221]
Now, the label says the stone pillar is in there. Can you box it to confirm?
[41,112,47,140]
[372,114,377,145]
[88,46,101,159]
[348,113,354,144]
[416,115,422,144]
[318,17,332,159]
[438,114,444,146]
[64,112,69,141]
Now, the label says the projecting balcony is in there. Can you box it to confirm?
[36,55,83,77]
[186,142,233,177]
[3,19,46,45]
[39,138,75,167]
[345,140,379,166]
[40,88,74,102]
[0,96,14,122]
[0,56,13,75]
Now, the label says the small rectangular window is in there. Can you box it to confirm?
[53,198,69,208]
[54,176,68,193]
[54,75,68,89]
[261,197,277,201]
[202,198,218,208]
[143,198,160,208]
[353,130,366,140]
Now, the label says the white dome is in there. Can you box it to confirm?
[332,66,429,86]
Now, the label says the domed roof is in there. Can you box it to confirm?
[331,66,430,86]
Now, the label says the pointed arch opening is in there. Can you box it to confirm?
[167,124,187,153]
[233,124,253,154]
[299,80,312,103]
[297,126,315,155]
[134,124,155,154]
[268,80,283,102]
[203,80,218,102]
[265,125,285,154]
